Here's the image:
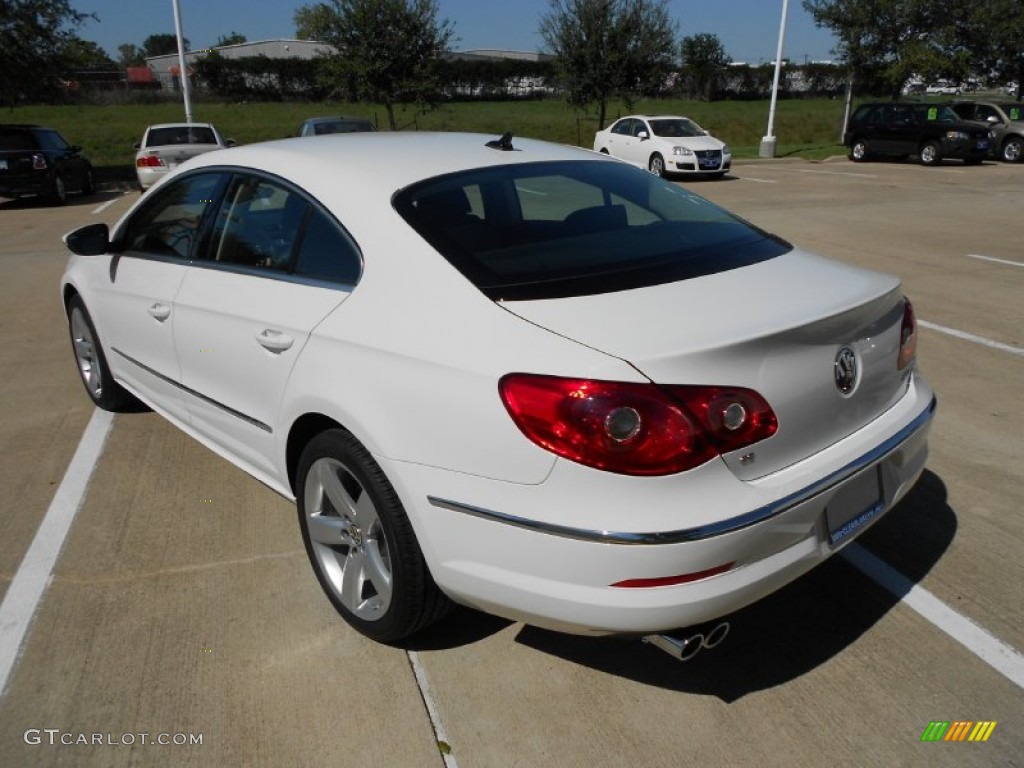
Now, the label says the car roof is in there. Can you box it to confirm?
[302,116,371,124]
[183,132,603,197]
[145,123,216,131]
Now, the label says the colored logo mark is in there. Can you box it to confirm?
[921,721,997,742]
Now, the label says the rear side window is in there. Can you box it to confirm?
[394,160,789,301]
[293,208,361,284]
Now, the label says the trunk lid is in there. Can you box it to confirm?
[501,249,910,480]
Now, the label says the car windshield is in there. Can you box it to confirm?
[394,160,789,301]
[998,104,1024,120]
[648,118,705,138]
[146,127,217,147]
[0,130,36,150]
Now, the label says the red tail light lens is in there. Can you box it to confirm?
[499,374,777,476]
[136,155,166,168]
[898,298,917,370]
[31,153,48,170]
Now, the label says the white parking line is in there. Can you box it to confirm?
[408,650,459,768]
[843,544,1024,689]
[90,196,121,215]
[791,169,878,179]
[0,408,114,697]
[737,177,778,184]
[919,320,1024,357]
[968,253,1024,268]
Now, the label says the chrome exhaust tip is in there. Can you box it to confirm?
[642,621,730,662]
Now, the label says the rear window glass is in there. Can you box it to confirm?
[393,160,789,301]
[0,130,37,150]
[146,127,217,147]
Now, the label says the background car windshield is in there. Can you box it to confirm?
[395,161,788,300]
[649,118,704,138]
[147,127,217,146]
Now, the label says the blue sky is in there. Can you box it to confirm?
[73,0,839,64]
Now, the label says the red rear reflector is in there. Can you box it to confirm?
[611,562,736,588]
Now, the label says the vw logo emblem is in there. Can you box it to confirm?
[834,346,858,395]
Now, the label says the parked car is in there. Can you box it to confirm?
[134,123,234,190]
[844,102,991,165]
[924,82,961,96]
[296,116,376,136]
[0,124,94,204]
[593,115,731,178]
[61,132,934,645]
[951,101,1024,163]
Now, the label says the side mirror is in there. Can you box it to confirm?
[225,138,237,147]
[64,223,111,256]
[133,141,141,150]
[70,145,82,153]
[986,115,1000,124]
[637,131,649,140]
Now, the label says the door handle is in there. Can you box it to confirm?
[148,303,171,321]
[255,329,294,352]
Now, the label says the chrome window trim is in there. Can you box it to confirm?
[428,396,936,546]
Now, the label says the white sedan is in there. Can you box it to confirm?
[62,132,934,647]
[134,122,234,190]
[594,114,732,178]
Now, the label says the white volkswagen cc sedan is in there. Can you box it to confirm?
[61,132,934,644]
[594,115,732,178]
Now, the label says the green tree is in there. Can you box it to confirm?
[294,3,334,40]
[118,43,145,67]
[216,31,247,47]
[680,33,730,100]
[803,0,971,99]
[0,0,93,104]
[143,33,187,58]
[539,0,677,129]
[966,1,1024,100]
[295,0,455,130]
[63,38,116,70]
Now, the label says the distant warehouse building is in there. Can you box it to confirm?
[146,39,333,90]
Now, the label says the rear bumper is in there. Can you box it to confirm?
[0,172,50,197]
[385,376,936,635]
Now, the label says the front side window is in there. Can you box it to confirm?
[611,120,632,136]
[203,175,303,270]
[119,172,225,259]
[394,160,789,301]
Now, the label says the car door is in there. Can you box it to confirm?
[172,172,360,480]
[604,119,638,165]
[886,105,920,155]
[93,171,228,422]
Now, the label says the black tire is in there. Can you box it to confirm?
[66,295,136,411]
[296,429,451,643]
[1001,136,1023,163]
[81,166,95,196]
[919,141,942,166]
[849,138,870,162]
[648,152,666,177]
[599,148,610,154]
[49,174,67,205]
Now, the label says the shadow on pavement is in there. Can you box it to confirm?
[512,470,956,701]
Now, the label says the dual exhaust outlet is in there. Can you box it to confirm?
[642,621,730,662]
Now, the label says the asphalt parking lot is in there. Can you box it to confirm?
[0,156,1021,767]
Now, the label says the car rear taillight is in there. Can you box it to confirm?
[898,298,917,370]
[31,153,47,170]
[136,155,166,168]
[498,374,777,476]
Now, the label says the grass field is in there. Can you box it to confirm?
[4,96,858,180]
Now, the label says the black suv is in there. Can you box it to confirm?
[950,101,1024,163]
[0,124,94,204]
[843,103,991,166]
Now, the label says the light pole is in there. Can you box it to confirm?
[172,0,194,123]
[759,0,790,158]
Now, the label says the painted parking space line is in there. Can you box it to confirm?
[968,253,1024,268]
[408,650,459,768]
[737,177,778,183]
[791,169,878,179]
[90,196,121,215]
[0,408,114,697]
[919,320,1024,357]
[843,544,1024,689]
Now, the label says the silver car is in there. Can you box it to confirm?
[134,123,234,190]
[951,101,1024,163]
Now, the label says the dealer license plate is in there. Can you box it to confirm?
[826,466,884,547]
[699,158,719,169]
[977,140,989,150]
